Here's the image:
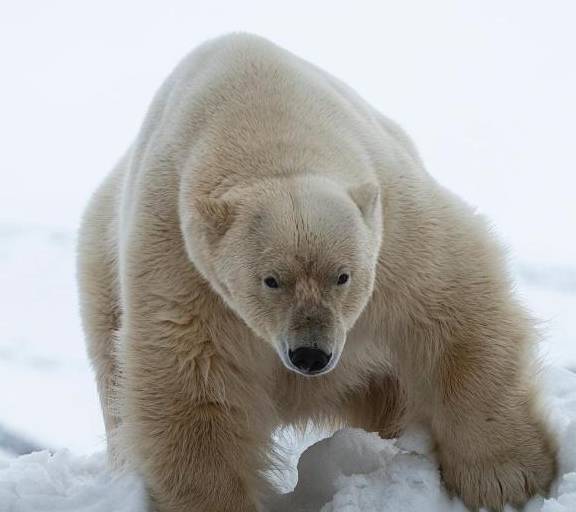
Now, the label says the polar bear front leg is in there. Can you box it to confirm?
[119,327,275,512]
[342,373,406,439]
[422,327,557,511]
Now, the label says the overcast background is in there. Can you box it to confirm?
[0,1,574,454]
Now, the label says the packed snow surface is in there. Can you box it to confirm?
[1,367,575,512]
[0,451,147,512]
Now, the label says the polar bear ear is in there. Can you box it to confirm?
[348,182,380,224]
[194,197,236,236]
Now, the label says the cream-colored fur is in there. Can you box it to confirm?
[77,33,556,511]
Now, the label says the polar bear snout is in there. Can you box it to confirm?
[278,313,344,376]
[288,347,332,374]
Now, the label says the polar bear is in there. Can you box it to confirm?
[77,33,556,511]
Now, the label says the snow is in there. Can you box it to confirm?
[0,451,148,512]
[276,428,468,512]
[1,367,575,511]
[0,226,104,455]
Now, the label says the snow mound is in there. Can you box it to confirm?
[272,427,467,512]
[0,451,147,512]
[1,367,575,512]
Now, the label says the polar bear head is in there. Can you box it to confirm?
[185,175,382,376]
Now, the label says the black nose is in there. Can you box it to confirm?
[288,348,331,373]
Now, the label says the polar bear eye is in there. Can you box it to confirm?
[337,273,349,286]
[263,276,279,289]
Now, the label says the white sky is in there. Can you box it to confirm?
[0,0,575,265]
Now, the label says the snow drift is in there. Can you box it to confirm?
[0,451,147,512]
[1,367,575,512]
